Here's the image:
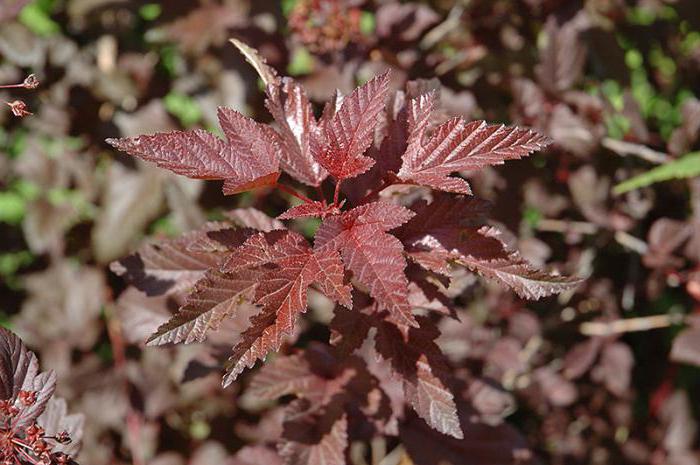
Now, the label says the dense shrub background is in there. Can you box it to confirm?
[1,1,700,464]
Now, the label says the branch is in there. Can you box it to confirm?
[276,183,315,204]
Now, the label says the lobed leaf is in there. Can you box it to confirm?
[147,270,258,345]
[110,222,232,296]
[279,414,348,465]
[223,232,351,385]
[315,202,417,327]
[314,72,391,180]
[399,197,581,299]
[107,107,282,195]
[278,201,341,220]
[266,77,327,186]
[398,116,551,194]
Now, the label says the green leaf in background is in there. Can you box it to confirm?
[614,152,700,194]
[19,0,60,37]
[0,192,26,224]
[360,11,376,35]
[164,92,202,127]
[288,47,314,76]
[139,3,162,21]
[281,0,297,17]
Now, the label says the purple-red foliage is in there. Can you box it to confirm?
[107,41,581,464]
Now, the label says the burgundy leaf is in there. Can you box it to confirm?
[331,307,462,439]
[247,354,320,401]
[398,197,580,299]
[147,270,258,345]
[279,414,348,465]
[0,327,56,428]
[398,116,551,194]
[401,402,535,465]
[278,201,342,220]
[671,327,700,367]
[107,107,282,195]
[110,222,231,296]
[230,38,280,88]
[267,77,328,186]
[315,72,391,180]
[224,232,351,385]
[536,14,589,94]
[375,316,462,439]
[315,202,417,327]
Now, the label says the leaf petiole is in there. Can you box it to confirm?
[276,183,315,204]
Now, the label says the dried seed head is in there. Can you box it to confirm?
[6,100,31,117]
[22,74,39,89]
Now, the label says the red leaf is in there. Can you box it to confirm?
[331,307,462,439]
[226,207,286,232]
[398,114,551,193]
[278,201,342,220]
[247,354,320,401]
[398,197,580,299]
[0,327,57,428]
[230,38,279,88]
[223,232,351,385]
[110,222,233,296]
[107,107,282,195]
[315,201,417,327]
[147,270,258,345]
[314,72,391,180]
[279,414,348,465]
[671,327,700,367]
[401,401,535,465]
[267,78,328,186]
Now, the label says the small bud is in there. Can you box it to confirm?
[53,452,70,465]
[19,390,37,406]
[22,74,39,90]
[54,431,72,445]
[6,100,32,117]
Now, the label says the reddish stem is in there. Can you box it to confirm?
[276,183,315,204]
[0,84,24,89]
[333,180,342,206]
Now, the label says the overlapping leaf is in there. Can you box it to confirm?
[315,201,417,327]
[267,77,328,186]
[330,307,462,439]
[110,222,234,296]
[397,95,551,193]
[314,72,391,180]
[397,195,580,299]
[223,231,351,385]
[278,201,341,220]
[107,107,282,195]
[279,414,348,465]
[147,270,258,345]
[0,327,56,428]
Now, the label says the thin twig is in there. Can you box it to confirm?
[333,180,342,206]
[105,307,146,465]
[536,219,598,235]
[420,5,465,50]
[614,231,648,255]
[602,137,670,164]
[580,314,685,337]
[276,183,315,204]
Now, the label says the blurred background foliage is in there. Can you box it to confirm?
[2,0,700,464]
